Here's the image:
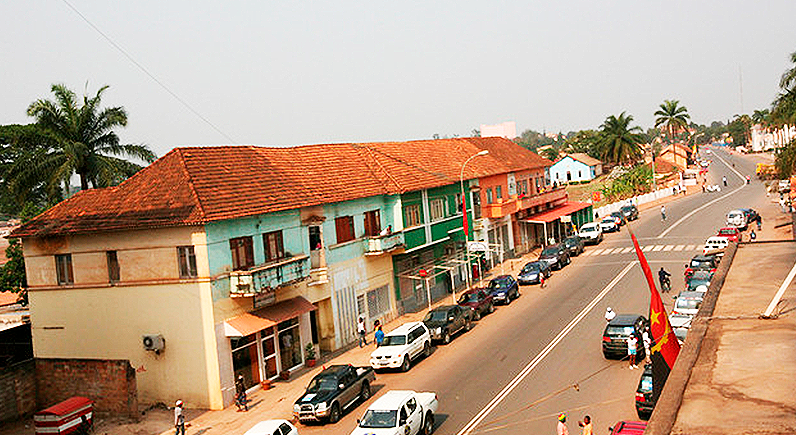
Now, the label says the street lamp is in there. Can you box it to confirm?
[460,150,489,298]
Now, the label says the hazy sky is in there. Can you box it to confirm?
[2,1,795,158]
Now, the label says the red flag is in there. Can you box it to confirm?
[462,194,469,237]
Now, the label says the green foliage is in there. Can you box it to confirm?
[514,129,555,152]
[564,130,602,159]
[0,238,27,304]
[775,139,796,178]
[0,124,63,214]
[599,165,653,201]
[728,114,752,147]
[654,100,691,142]
[541,147,560,161]
[598,113,645,165]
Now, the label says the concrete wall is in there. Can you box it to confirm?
[0,359,36,423]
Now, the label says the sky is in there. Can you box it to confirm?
[2,1,796,159]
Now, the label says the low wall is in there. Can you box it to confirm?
[0,359,36,423]
[36,358,138,419]
[594,185,681,219]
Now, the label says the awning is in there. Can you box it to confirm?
[521,202,592,224]
[224,296,316,337]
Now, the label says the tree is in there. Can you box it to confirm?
[541,147,560,161]
[780,50,796,92]
[728,114,752,147]
[775,139,796,178]
[0,124,62,213]
[654,100,691,142]
[0,239,27,304]
[752,109,771,126]
[23,84,156,192]
[564,130,601,158]
[598,112,645,165]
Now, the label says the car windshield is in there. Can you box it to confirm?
[459,293,481,304]
[522,263,541,273]
[676,298,702,310]
[565,238,577,246]
[690,259,712,268]
[488,279,510,290]
[359,410,398,428]
[601,218,614,224]
[621,207,634,213]
[306,376,338,393]
[580,226,596,232]
[541,247,559,256]
[674,328,688,341]
[424,311,449,322]
[606,326,635,336]
[381,335,407,346]
[719,229,735,235]
[640,375,653,393]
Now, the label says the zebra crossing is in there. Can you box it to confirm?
[581,244,700,256]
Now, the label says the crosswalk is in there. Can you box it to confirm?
[581,244,700,256]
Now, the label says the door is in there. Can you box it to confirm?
[405,398,422,435]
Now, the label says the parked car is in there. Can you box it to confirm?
[600,217,620,233]
[741,208,760,225]
[608,420,647,435]
[351,390,439,435]
[672,291,704,316]
[620,204,639,221]
[778,179,790,193]
[578,222,604,244]
[457,288,494,320]
[539,244,571,270]
[244,420,298,435]
[293,365,376,424]
[422,305,473,344]
[370,322,431,372]
[602,314,648,360]
[563,235,585,256]
[685,255,719,280]
[703,236,729,256]
[609,211,626,226]
[669,312,693,344]
[686,270,713,292]
[635,363,655,419]
[517,261,552,285]
[726,209,747,230]
[485,275,520,305]
[716,226,742,243]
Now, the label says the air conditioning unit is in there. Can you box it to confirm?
[142,334,166,353]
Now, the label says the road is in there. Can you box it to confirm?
[299,146,768,435]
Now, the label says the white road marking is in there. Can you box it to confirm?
[657,150,747,239]
[455,261,638,435]
[642,245,653,252]
[674,245,685,251]
[601,248,617,255]
[590,249,605,256]
[685,244,696,251]
[653,245,664,252]
[621,247,633,254]
[663,245,674,251]
[763,261,796,317]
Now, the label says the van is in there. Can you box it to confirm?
[703,236,729,256]
[725,210,747,229]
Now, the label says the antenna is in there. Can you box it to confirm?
[739,65,744,114]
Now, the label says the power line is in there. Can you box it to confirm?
[59,0,237,144]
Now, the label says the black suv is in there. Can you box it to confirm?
[620,204,639,221]
[539,244,571,270]
[423,305,473,344]
[602,314,648,359]
[635,363,655,419]
[563,235,585,256]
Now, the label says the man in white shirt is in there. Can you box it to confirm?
[627,335,638,369]
[605,307,616,322]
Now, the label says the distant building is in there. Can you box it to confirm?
[480,121,517,139]
[549,154,603,183]
[751,124,796,152]
[658,143,692,170]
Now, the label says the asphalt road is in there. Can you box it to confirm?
[300,146,768,435]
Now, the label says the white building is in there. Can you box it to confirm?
[480,121,517,139]
[751,124,796,152]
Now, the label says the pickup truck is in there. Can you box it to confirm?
[351,390,439,435]
[293,364,376,424]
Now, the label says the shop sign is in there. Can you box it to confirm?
[468,241,488,252]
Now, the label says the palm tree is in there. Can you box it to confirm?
[780,50,796,92]
[21,83,156,192]
[752,109,770,126]
[654,100,691,142]
[598,112,645,165]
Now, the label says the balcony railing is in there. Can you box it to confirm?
[481,187,567,219]
[364,233,405,255]
[229,254,310,297]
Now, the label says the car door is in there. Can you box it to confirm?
[405,397,422,435]
[408,327,421,359]
[339,368,357,406]
[453,306,464,331]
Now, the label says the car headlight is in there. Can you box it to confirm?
[435,327,442,334]
[293,404,301,413]
[316,402,327,411]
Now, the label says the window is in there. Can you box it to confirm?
[335,216,355,244]
[405,204,422,227]
[230,236,254,271]
[486,189,494,204]
[367,285,390,317]
[106,251,120,283]
[363,210,381,237]
[178,246,198,278]
[55,254,74,285]
[455,193,463,213]
[472,191,482,219]
[429,198,447,221]
[263,231,284,262]
[496,186,502,199]
[309,226,322,251]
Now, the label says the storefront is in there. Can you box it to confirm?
[522,202,593,246]
[225,296,316,389]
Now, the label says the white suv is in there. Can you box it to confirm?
[578,222,603,244]
[370,322,431,372]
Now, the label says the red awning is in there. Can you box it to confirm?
[224,296,316,337]
[522,202,591,224]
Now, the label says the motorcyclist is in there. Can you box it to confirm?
[658,267,671,293]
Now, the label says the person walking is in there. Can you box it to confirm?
[605,307,616,322]
[627,335,638,369]
[660,205,666,221]
[757,215,762,231]
[722,176,727,187]
[557,413,569,435]
[357,316,367,347]
[577,415,593,435]
[374,325,385,347]
[174,400,185,435]
[235,374,248,411]
[750,229,757,241]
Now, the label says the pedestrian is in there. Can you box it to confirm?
[757,215,762,231]
[660,205,666,221]
[750,229,756,241]
[642,328,652,363]
[374,325,384,347]
[577,415,593,435]
[235,374,248,411]
[357,315,367,347]
[605,307,616,322]
[557,413,569,435]
[174,400,185,435]
[701,183,705,193]
[540,272,547,288]
[627,335,638,369]
[723,176,727,186]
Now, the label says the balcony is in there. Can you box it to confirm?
[480,187,567,219]
[364,233,405,256]
[229,254,310,297]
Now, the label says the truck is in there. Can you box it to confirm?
[351,390,439,435]
[293,364,376,424]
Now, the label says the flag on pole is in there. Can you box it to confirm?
[462,194,469,237]
[628,227,680,403]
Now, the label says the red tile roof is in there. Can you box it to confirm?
[12,137,551,237]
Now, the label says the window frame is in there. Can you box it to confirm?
[363,210,381,237]
[263,230,285,262]
[335,216,356,244]
[486,188,494,204]
[429,198,447,221]
[106,251,120,283]
[404,204,422,227]
[230,236,255,271]
[55,254,74,286]
[177,246,198,278]
[496,185,502,199]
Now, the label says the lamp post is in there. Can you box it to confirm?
[460,150,489,298]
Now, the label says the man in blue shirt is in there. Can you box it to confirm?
[374,325,385,347]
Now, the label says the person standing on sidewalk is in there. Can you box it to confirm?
[357,316,367,347]
[627,335,638,369]
[235,374,248,411]
[577,415,593,435]
[374,325,384,347]
[174,400,185,435]
[557,413,569,435]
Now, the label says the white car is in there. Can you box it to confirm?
[370,322,431,372]
[599,217,619,233]
[351,390,439,435]
[669,312,693,344]
[703,236,729,256]
[244,420,298,435]
[578,222,603,244]
[673,291,704,317]
[726,210,747,230]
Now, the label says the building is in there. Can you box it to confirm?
[11,137,571,411]
[549,154,603,184]
[479,121,517,139]
[750,123,796,152]
[658,143,692,170]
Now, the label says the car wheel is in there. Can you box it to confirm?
[401,356,411,372]
[328,402,341,424]
[566,256,571,265]
[360,382,371,401]
[465,320,472,331]
[442,331,450,344]
[473,310,481,321]
[423,341,431,357]
[488,303,495,313]
[423,412,435,435]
